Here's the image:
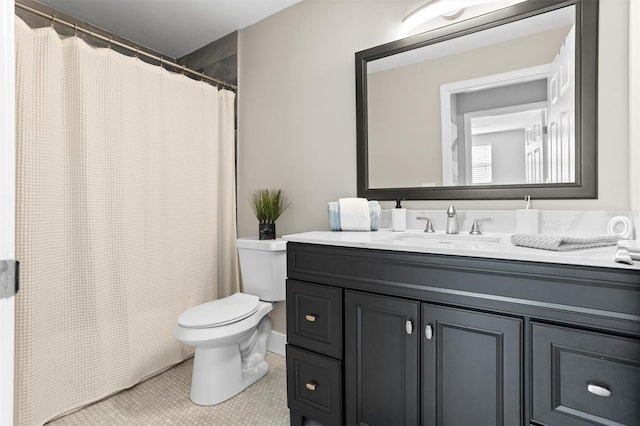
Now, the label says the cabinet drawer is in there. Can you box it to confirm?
[532,323,640,426]
[286,345,342,426]
[286,280,342,358]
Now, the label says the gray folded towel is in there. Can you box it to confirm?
[511,233,620,251]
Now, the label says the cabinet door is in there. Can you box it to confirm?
[345,290,419,426]
[422,304,522,426]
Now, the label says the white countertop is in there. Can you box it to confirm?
[282,230,640,271]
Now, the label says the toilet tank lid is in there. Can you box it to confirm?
[178,293,260,328]
[237,237,287,251]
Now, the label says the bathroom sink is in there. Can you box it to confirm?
[382,232,503,249]
[385,232,501,243]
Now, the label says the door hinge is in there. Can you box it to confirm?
[0,260,19,299]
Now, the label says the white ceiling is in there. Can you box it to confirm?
[37,0,303,58]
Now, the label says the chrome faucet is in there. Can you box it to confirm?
[469,218,491,235]
[416,216,435,233]
[445,206,459,234]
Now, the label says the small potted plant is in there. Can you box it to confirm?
[251,188,291,240]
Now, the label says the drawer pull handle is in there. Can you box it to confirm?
[425,325,434,340]
[305,314,317,322]
[587,384,611,397]
[305,382,318,391]
[406,320,413,335]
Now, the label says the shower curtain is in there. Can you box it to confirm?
[15,17,239,425]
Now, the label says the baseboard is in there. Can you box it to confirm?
[267,330,286,357]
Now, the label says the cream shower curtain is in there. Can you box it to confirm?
[15,18,239,425]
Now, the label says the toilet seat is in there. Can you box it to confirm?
[178,293,260,329]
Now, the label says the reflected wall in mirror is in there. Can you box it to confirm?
[356,0,598,200]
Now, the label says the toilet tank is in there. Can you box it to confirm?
[236,237,287,302]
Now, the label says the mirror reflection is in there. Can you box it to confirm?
[367,5,575,189]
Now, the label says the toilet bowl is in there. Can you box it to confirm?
[174,237,286,405]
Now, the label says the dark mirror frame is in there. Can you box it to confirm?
[356,0,598,200]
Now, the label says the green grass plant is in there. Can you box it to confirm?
[251,189,291,224]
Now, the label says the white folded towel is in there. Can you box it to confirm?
[328,200,381,231]
[338,198,371,231]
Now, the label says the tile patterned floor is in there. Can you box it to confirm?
[47,352,293,425]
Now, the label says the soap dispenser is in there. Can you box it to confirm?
[391,199,406,232]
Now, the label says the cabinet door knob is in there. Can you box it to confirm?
[305,382,318,391]
[425,325,434,340]
[305,314,317,322]
[587,383,611,397]
[406,320,413,334]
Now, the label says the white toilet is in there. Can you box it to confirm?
[174,237,287,405]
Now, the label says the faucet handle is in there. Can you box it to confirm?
[469,218,491,235]
[416,216,435,233]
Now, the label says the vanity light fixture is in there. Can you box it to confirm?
[401,0,517,33]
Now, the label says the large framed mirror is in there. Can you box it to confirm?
[356,0,598,200]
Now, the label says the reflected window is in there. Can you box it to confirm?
[472,145,492,184]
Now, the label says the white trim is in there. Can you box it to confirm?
[441,63,553,96]
[440,64,552,185]
[463,101,549,137]
[630,0,640,213]
[266,331,286,357]
[0,1,16,424]
[0,0,15,259]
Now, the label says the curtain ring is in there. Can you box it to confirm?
[50,14,55,28]
[181,65,186,75]
[160,57,164,69]
[108,36,112,49]
[74,23,78,37]
[200,72,205,81]
[135,47,139,59]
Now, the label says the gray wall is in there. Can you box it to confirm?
[238,0,631,332]
[178,31,238,87]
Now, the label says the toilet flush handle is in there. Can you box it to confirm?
[305,314,317,322]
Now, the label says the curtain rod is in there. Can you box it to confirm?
[15,2,237,92]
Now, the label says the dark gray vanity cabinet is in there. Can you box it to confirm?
[285,242,640,426]
[344,291,419,426]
